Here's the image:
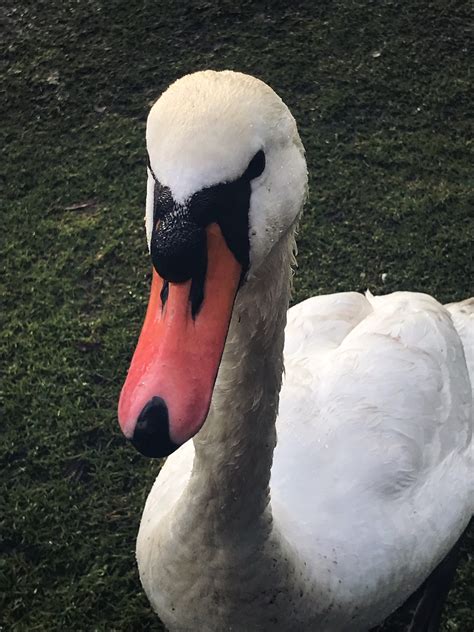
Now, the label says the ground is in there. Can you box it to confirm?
[1,1,472,630]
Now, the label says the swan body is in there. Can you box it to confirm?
[119,71,473,631]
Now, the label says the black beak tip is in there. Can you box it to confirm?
[130,396,180,458]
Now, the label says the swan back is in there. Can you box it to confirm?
[446,297,474,397]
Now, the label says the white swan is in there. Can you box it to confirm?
[118,70,473,632]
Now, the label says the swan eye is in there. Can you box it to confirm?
[153,182,174,222]
[189,188,218,227]
[245,150,265,180]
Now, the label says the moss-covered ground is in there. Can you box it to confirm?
[2,1,472,630]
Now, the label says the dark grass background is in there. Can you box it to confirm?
[1,1,473,630]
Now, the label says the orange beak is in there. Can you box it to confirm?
[118,224,241,457]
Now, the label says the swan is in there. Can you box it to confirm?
[118,70,473,631]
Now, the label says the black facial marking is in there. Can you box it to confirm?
[245,149,266,180]
[149,149,266,309]
[188,187,219,227]
[153,180,174,226]
[160,280,169,308]
[189,245,207,318]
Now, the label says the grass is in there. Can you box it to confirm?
[1,1,472,630]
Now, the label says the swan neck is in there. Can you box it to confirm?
[190,230,296,526]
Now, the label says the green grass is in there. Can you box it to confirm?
[1,1,472,630]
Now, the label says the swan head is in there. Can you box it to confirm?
[118,70,307,457]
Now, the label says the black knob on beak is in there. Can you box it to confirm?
[151,211,206,283]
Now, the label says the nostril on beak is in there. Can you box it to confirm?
[131,397,179,458]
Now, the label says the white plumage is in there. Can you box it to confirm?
[131,71,473,631]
